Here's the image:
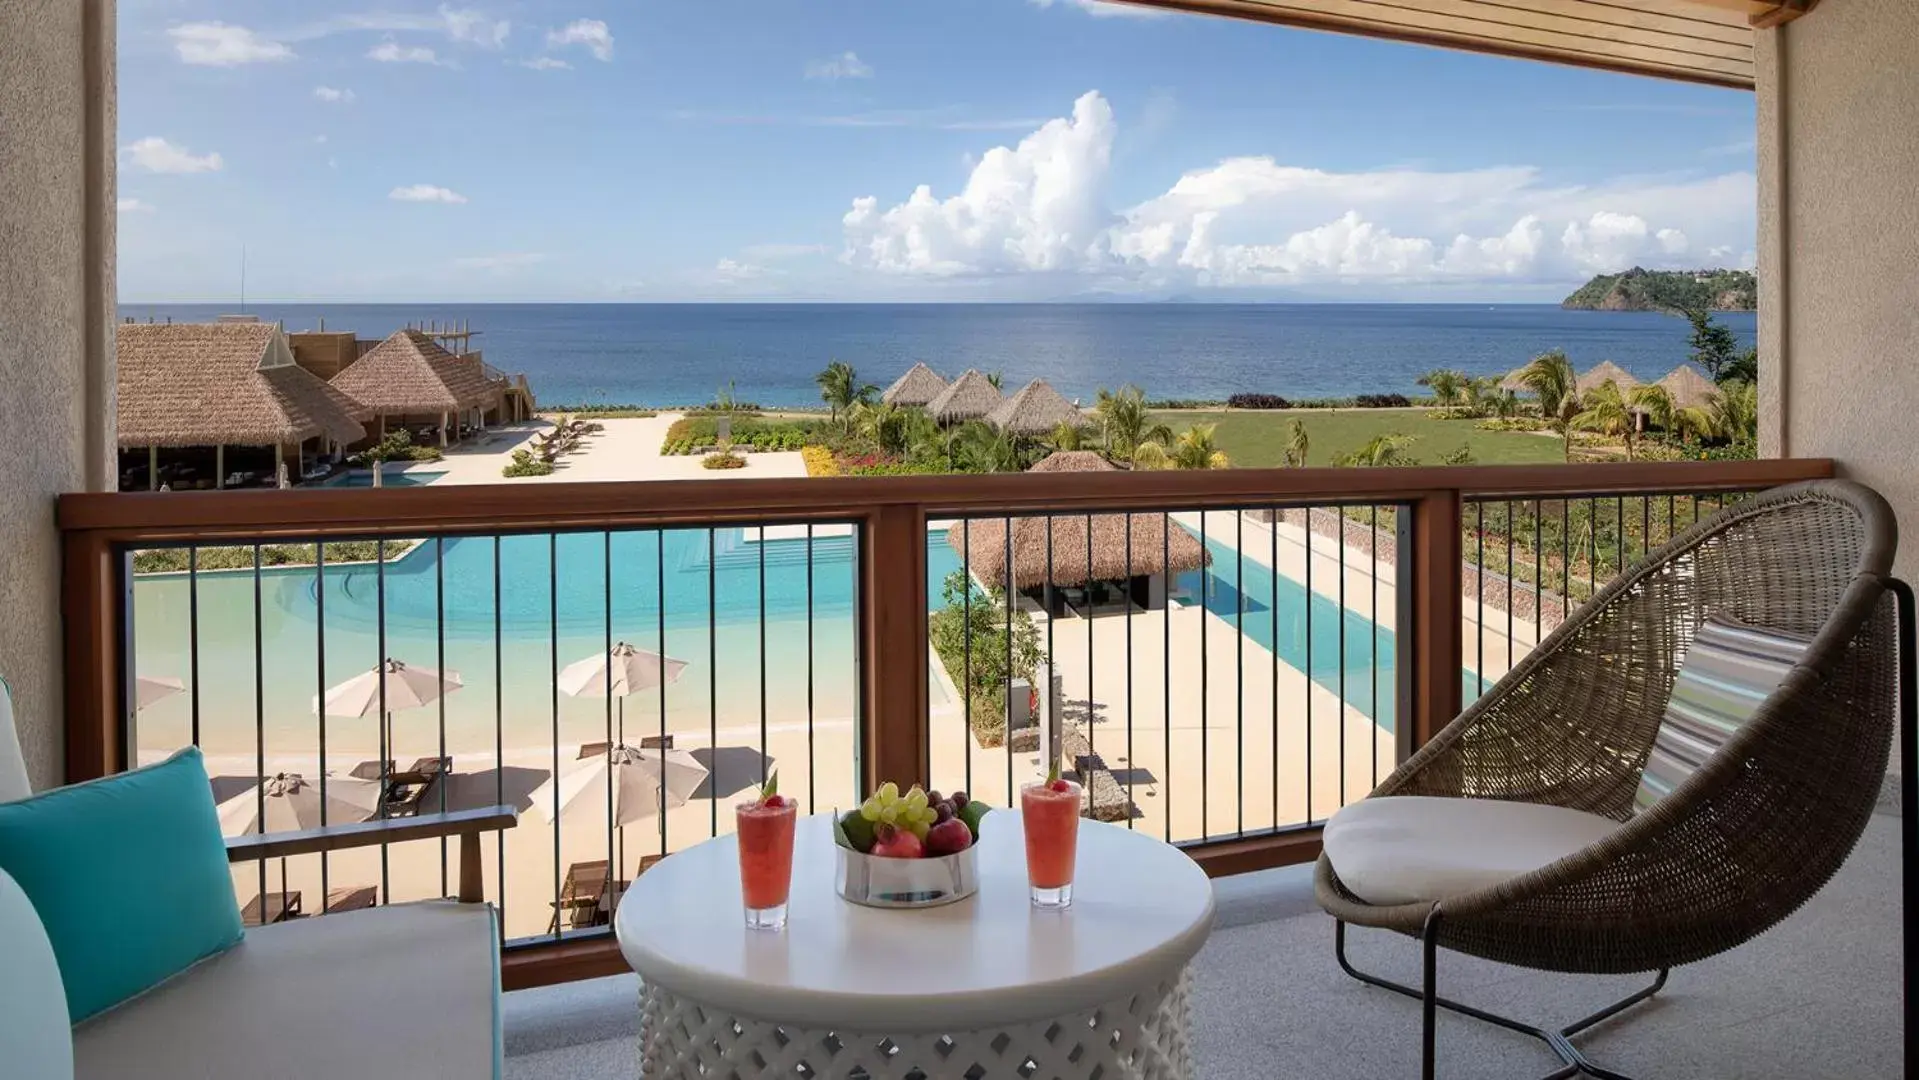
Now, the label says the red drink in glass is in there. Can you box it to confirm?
[736,800,798,930]
[1020,779,1082,908]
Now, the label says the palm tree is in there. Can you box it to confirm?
[1337,433,1417,467]
[985,370,1004,391]
[1418,369,1468,408]
[951,421,1022,474]
[1489,387,1521,420]
[850,401,919,457]
[815,361,876,428]
[1169,423,1230,470]
[1131,441,1170,471]
[1574,379,1637,459]
[1283,419,1311,467]
[1707,380,1759,444]
[1519,350,1581,461]
[1046,422,1085,452]
[1094,385,1151,459]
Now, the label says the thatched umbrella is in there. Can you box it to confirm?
[986,379,1085,437]
[1498,365,1535,394]
[1655,364,1718,410]
[880,362,948,408]
[1576,360,1642,396]
[926,369,1004,424]
[948,451,1210,590]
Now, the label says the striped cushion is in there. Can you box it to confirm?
[1634,618,1810,812]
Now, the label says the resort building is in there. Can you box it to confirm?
[114,321,368,491]
[879,362,948,408]
[925,368,1004,424]
[1576,359,1642,396]
[1656,363,1719,411]
[985,378,1086,437]
[328,329,504,447]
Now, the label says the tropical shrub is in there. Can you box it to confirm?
[1353,393,1413,408]
[132,540,417,574]
[661,416,819,454]
[927,571,1044,748]
[501,448,554,478]
[1227,393,1293,410]
[801,446,839,477]
[702,452,747,470]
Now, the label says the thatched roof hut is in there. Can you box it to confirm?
[946,451,1211,590]
[926,369,1003,424]
[331,330,501,416]
[1655,364,1718,410]
[881,362,948,407]
[986,378,1085,436]
[116,322,367,449]
[1498,365,1534,393]
[1576,360,1642,396]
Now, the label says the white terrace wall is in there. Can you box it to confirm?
[1758,0,1919,582]
[0,1,117,788]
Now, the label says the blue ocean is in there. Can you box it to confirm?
[115,303,1756,409]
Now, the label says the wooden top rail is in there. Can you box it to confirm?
[57,459,1835,543]
[224,805,519,862]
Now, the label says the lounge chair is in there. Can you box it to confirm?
[240,889,302,927]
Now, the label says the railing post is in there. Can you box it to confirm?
[1407,491,1464,754]
[862,503,930,790]
[62,530,125,781]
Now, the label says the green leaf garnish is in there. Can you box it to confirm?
[760,769,779,801]
[1045,756,1060,784]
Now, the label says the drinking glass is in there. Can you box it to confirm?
[1020,779,1082,908]
[736,799,798,930]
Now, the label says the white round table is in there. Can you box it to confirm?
[616,811,1215,1080]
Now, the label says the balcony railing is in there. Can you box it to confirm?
[55,457,1833,986]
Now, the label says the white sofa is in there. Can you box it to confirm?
[0,680,516,1079]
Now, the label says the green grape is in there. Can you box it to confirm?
[860,797,881,822]
[878,804,899,825]
[877,781,900,803]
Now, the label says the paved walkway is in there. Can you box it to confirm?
[419,414,806,486]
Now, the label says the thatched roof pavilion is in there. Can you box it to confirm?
[947,451,1211,590]
[1576,360,1642,396]
[1655,364,1718,410]
[926,369,1003,424]
[1498,366,1534,393]
[331,330,501,417]
[881,362,948,407]
[116,322,367,450]
[986,378,1085,436]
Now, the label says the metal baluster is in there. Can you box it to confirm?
[1046,515,1057,796]
[494,538,504,929]
[315,543,328,908]
[1338,506,1347,810]
[253,543,266,918]
[807,524,817,815]
[549,534,560,939]
[1372,505,1380,788]
[657,530,668,858]
[438,537,450,899]
[189,547,201,747]
[1561,500,1571,620]
[1504,502,1515,685]
[1163,513,1172,842]
[707,528,717,837]
[962,519,973,797]
[1304,508,1313,825]
[1235,509,1244,836]
[1088,513,1096,788]
[1004,518,1014,806]
[604,532,615,885]
[1532,500,1542,647]
[759,525,768,786]
[377,538,390,903]
[1199,509,1209,840]
[1475,501,1484,699]
[1125,513,1135,829]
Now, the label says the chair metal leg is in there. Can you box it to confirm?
[1335,918,1668,1080]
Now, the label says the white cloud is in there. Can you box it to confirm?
[437,6,510,48]
[123,137,224,174]
[168,22,294,66]
[806,51,873,81]
[517,56,572,70]
[117,198,153,214]
[313,86,355,103]
[714,258,773,282]
[547,19,614,62]
[741,243,828,260]
[454,252,547,270]
[841,90,1755,290]
[368,41,448,65]
[1028,0,1167,18]
[390,184,468,204]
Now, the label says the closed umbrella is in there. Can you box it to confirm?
[135,674,186,711]
[529,744,708,828]
[315,659,462,777]
[558,642,688,744]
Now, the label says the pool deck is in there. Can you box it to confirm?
[425,415,807,486]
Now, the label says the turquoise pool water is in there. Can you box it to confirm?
[325,470,447,488]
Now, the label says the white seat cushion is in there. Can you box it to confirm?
[1324,796,1620,906]
[2,866,72,1079]
[74,900,500,1080]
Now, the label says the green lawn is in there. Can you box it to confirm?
[1158,408,1567,468]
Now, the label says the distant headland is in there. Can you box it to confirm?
[1561,268,1757,313]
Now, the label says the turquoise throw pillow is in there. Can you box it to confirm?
[0,747,242,1022]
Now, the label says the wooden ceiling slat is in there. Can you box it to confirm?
[1482,0,1754,46]
[1110,0,1757,88]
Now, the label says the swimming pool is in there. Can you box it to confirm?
[325,469,447,488]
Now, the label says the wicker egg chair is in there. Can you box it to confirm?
[1315,479,1912,1080]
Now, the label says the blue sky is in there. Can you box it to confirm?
[117,0,1758,302]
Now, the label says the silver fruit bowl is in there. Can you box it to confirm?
[834,843,979,909]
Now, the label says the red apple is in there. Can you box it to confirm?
[924,817,973,857]
[870,825,925,859]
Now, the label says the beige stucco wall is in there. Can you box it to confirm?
[1757,0,1919,580]
[0,1,117,789]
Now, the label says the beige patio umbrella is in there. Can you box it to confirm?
[135,674,186,711]
[216,772,385,837]
[559,642,689,745]
[528,744,709,828]
[314,659,463,774]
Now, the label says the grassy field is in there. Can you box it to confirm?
[1160,408,1567,468]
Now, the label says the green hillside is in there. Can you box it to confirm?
[1562,268,1756,313]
